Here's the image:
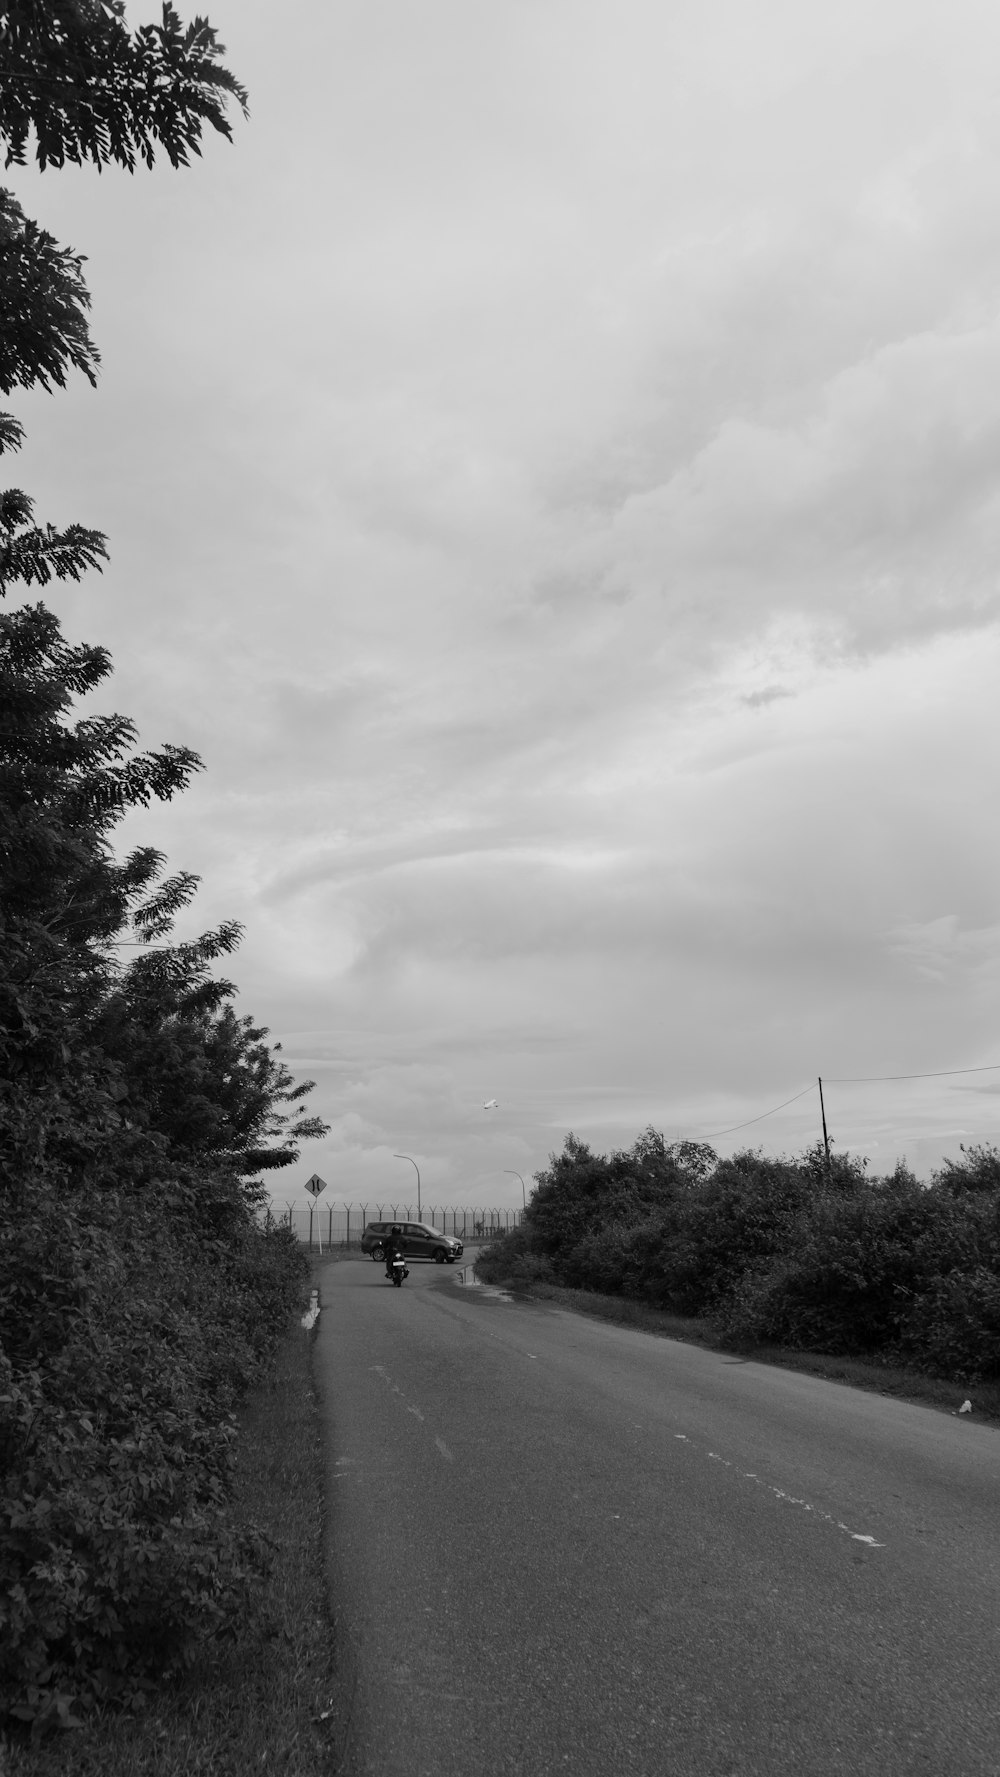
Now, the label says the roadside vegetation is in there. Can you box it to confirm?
[475,1130,1000,1419]
[0,1305,338,1777]
[0,2,335,1751]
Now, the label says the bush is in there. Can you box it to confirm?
[891,1266,1000,1384]
[0,1175,310,1734]
[933,1143,1000,1198]
[714,1179,933,1355]
[524,1129,705,1268]
[481,1129,1000,1389]
[640,1151,812,1316]
[706,1263,796,1350]
[475,1223,555,1286]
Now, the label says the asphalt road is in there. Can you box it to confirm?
[313,1254,1000,1777]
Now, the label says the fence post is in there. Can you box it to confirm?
[328,1204,333,1247]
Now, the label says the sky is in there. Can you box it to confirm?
[6,0,1000,1209]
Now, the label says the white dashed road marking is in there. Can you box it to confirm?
[370,1366,455,1464]
[675,1434,886,1546]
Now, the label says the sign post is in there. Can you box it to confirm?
[304,1174,327,1253]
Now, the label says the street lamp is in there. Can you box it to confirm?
[394,1154,421,1220]
[505,1170,526,1209]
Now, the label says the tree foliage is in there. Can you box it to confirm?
[0,0,248,172]
[0,12,328,1716]
[0,187,99,393]
[0,183,107,605]
[0,589,329,1732]
[0,588,328,1183]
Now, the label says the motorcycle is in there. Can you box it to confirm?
[389,1255,409,1288]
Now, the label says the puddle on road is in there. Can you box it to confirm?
[452,1269,512,1301]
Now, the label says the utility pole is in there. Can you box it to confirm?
[817,1077,832,1177]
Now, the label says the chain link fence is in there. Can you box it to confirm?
[278,1203,525,1249]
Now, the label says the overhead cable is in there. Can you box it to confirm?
[698,1082,817,1139]
[825,1064,1000,1083]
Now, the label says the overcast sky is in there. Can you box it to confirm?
[7,0,1000,1207]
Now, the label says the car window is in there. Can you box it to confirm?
[406,1224,426,1238]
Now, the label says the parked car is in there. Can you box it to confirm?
[361,1220,463,1264]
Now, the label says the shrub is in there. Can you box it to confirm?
[735,1179,935,1355]
[891,1266,1000,1384]
[481,1128,1000,1389]
[642,1150,812,1315]
[933,1143,1000,1198]
[561,1217,652,1296]
[475,1223,554,1286]
[706,1263,796,1350]
[0,1175,310,1733]
[524,1128,706,1275]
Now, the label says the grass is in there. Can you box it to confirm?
[0,1270,338,1777]
[479,1273,1000,1427]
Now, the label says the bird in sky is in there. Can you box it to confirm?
[483,1099,499,1109]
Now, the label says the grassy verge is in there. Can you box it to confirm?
[1,1270,337,1777]
[484,1274,1000,1427]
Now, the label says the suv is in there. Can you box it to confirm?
[361,1221,463,1264]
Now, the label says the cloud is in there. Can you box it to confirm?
[6,0,1000,1196]
[563,318,1000,658]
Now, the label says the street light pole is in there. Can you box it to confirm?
[505,1170,526,1209]
[394,1154,421,1220]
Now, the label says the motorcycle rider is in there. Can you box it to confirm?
[384,1225,404,1279]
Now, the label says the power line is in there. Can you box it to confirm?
[698,1083,816,1139]
[684,1063,1000,1146]
[825,1064,1000,1083]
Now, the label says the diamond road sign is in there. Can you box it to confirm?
[304,1174,327,1198]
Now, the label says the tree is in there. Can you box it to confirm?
[0,8,326,1735]
[0,187,99,394]
[0,592,328,1189]
[0,185,108,605]
[91,994,329,1179]
[0,0,248,172]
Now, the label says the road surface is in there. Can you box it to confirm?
[313,1254,1000,1776]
